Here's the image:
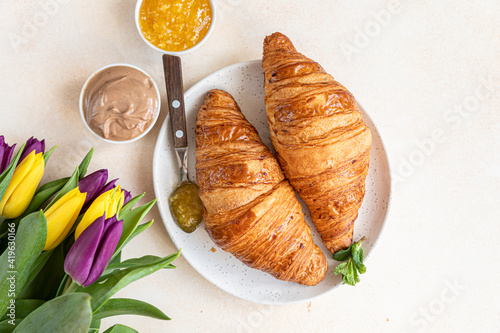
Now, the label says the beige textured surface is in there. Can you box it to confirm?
[0,0,499,332]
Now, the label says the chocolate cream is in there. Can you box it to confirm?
[84,66,158,141]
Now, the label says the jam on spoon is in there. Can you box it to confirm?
[169,181,203,233]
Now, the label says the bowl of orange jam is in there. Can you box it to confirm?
[135,0,215,55]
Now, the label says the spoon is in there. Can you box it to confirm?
[163,55,203,233]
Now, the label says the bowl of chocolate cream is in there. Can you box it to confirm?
[79,64,161,143]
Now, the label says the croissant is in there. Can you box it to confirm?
[195,89,327,286]
[262,32,372,253]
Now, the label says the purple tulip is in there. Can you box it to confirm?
[95,178,118,199]
[78,169,108,207]
[19,136,45,163]
[123,189,132,206]
[64,215,123,287]
[0,136,15,175]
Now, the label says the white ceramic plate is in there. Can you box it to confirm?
[153,60,391,305]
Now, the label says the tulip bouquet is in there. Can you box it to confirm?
[0,136,180,333]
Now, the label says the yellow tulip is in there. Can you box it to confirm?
[0,151,44,219]
[75,186,124,240]
[44,187,86,251]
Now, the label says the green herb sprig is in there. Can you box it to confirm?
[333,236,366,286]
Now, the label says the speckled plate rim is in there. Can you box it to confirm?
[153,60,392,305]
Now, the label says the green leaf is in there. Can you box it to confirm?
[351,242,366,274]
[103,324,138,333]
[100,256,177,281]
[78,149,94,180]
[35,146,92,194]
[76,251,180,311]
[55,274,69,298]
[102,255,162,276]
[112,200,156,261]
[111,220,154,261]
[44,168,79,211]
[334,259,358,286]
[42,146,57,165]
[22,251,53,291]
[129,220,154,241]
[37,178,69,194]
[0,211,47,317]
[93,298,170,321]
[105,220,154,262]
[94,252,179,296]
[88,319,101,333]
[0,143,26,203]
[0,318,20,332]
[334,262,348,276]
[0,299,44,321]
[13,293,92,333]
[17,243,65,301]
[117,193,145,220]
[333,237,366,286]
[108,251,121,266]
[332,247,352,262]
[345,260,360,286]
[28,181,66,212]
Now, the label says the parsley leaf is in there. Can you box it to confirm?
[333,237,366,286]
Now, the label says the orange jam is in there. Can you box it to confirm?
[139,0,212,52]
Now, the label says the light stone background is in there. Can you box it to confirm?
[1,0,499,332]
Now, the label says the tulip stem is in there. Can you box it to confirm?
[62,278,78,295]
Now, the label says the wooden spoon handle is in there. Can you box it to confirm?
[163,54,188,148]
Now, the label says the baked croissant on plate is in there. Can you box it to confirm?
[195,89,327,286]
[262,32,372,253]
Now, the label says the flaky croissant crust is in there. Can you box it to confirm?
[263,32,372,253]
[196,89,327,286]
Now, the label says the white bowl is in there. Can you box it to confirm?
[79,63,161,144]
[134,0,216,55]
